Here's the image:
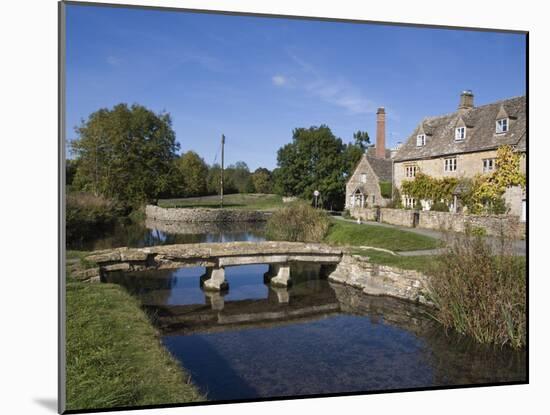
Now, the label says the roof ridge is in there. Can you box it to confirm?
[422,95,526,122]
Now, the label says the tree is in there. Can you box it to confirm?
[251,167,272,194]
[353,130,370,150]
[206,163,237,195]
[274,125,347,209]
[225,161,253,193]
[174,151,209,197]
[71,103,179,205]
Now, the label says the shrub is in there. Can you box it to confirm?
[66,192,125,245]
[265,202,330,242]
[427,232,526,348]
[379,181,392,199]
[430,201,449,212]
[342,209,351,219]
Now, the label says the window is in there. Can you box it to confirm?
[416,134,426,146]
[372,195,375,204]
[496,118,509,133]
[444,157,457,172]
[404,197,416,208]
[405,165,417,178]
[360,173,367,183]
[483,158,495,173]
[455,127,466,140]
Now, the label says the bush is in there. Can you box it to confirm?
[66,192,125,245]
[265,202,330,242]
[430,201,449,212]
[427,232,526,348]
[379,181,392,199]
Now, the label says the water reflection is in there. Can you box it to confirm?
[69,219,266,250]
[107,263,526,401]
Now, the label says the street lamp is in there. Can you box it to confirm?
[313,190,320,208]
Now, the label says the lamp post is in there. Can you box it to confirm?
[313,190,320,208]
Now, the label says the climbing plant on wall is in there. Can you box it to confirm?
[464,145,526,214]
[400,173,458,204]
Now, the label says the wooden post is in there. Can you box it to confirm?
[220,134,225,208]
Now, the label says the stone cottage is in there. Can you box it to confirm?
[393,91,526,219]
[345,108,393,209]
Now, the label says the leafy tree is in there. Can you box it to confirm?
[225,161,253,193]
[353,130,370,150]
[251,167,272,194]
[71,103,179,205]
[173,151,208,197]
[206,163,237,195]
[66,158,79,189]
[274,125,347,209]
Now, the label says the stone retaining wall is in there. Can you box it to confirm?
[350,207,377,221]
[380,208,415,227]
[350,207,525,239]
[418,211,524,238]
[146,205,269,223]
[328,254,432,305]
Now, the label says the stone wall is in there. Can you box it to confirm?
[328,254,431,305]
[350,207,525,239]
[418,211,524,238]
[380,208,415,227]
[350,207,377,222]
[146,205,269,223]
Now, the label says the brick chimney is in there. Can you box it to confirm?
[376,107,386,159]
[458,90,474,110]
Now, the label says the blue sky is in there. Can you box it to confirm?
[66,4,526,170]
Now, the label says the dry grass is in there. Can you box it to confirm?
[427,231,526,348]
[266,202,330,242]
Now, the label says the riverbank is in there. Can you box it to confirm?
[65,279,204,411]
[158,193,284,211]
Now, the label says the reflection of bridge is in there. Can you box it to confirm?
[145,280,341,335]
[87,242,343,291]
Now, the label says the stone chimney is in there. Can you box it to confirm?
[376,107,386,159]
[458,90,474,110]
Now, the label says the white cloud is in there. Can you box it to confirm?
[280,51,377,115]
[272,75,288,86]
[106,56,122,67]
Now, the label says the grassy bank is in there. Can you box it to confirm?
[325,219,440,251]
[350,248,438,274]
[266,202,330,242]
[159,193,284,211]
[66,281,204,411]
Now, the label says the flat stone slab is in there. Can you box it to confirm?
[87,241,343,271]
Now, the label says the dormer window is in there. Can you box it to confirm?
[360,173,367,183]
[416,134,426,146]
[455,127,466,141]
[496,118,509,133]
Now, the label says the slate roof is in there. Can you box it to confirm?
[394,96,526,162]
[366,155,392,182]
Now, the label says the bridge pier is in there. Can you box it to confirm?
[204,290,225,310]
[200,267,228,291]
[264,264,292,288]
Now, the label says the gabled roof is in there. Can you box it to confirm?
[394,95,526,162]
[366,155,392,182]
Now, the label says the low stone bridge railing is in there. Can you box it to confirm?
[86,241,343,291]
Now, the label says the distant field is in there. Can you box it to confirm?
[158,193,285,211]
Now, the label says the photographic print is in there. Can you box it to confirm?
[60,1,527,412]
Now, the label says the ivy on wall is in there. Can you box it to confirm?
[379,181,392,199]
[400,173,458,204]
[399,145,525,214]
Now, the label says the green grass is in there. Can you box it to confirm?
[351,248,439,274]
[66,281,204,411]
[324,219,440,251]
[158,193,284,211]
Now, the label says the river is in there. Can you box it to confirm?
[84,219,527,401]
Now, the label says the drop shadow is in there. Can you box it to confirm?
[34,398,57,412]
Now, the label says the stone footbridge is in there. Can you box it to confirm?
[87,241,343,291]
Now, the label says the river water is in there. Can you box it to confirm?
[94,219,526,401]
